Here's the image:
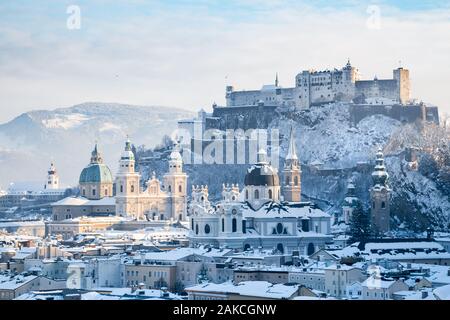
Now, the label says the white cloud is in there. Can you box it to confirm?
[0,2,449,122]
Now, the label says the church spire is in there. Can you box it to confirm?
[275,72,279,87]
[90,143,103,164]
[286,126,298,161]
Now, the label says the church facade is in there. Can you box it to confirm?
[115,139,188,221]
[51,140,188,223]
[188,129,332,255]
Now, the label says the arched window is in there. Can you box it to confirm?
[294,176,299,186]
[178,185,182,193]
[307,243,315,255]
[269,189,273,199]
[245,190,248,199]
[244,244,251,251]
[204,224,211,234]
[92,189,96,196]
[168,185,171,192]
[276,223,283,234]
[82,189,86,196]
[221,218,225,232]
[285,177,290,186]
[195,224,199,235]
[160,214,164,220]
[191,219,194,230]
[179,214,182,221]
[131,185,134,193]
[232,218,237,232]
[242,220,246,234]
[381,201,386,209]
[277,243,284,254]
[254,189,259,199]
[120,185,123,193]
[105,189,108,196]
[372,201,376,209]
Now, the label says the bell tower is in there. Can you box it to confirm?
[115,138,142,219]
[282,127,302,202]
[45,162,59,190]
[162,145,188,221]
[370,148,391,233]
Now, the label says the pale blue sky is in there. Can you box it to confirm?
[1,0,449,122]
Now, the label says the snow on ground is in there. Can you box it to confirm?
[273,103,401,169]
[41,113,91,130]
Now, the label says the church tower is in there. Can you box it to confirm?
[342,179,359,224]
[45,162,59,190]
[162,145,188,221]
[282,127,301,202]
[370,148,391,233]
[115,138,142,219]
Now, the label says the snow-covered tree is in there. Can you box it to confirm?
[349,201,372,242]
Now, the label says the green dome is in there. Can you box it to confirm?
[79,163,113,184]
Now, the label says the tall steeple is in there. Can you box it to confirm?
[286,126,298,162]
[90,143,103,164]
[275,72,279,87]
[370,148,391,233]
[282,126,302,202]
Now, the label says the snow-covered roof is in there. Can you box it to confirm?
[186,281,299,299]
[243,202,330,218]
[433,284,450,300]
[52,197,89,206]
[326,240,450,261]
[141,247,232,262]
[0,275,38,290]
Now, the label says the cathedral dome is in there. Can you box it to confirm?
[244,149,279,187]
[79,164,113,184]
[79,144,113,184]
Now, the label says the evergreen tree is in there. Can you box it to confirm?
[349,201,372,243]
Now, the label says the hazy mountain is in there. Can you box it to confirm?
[0,102,195,188]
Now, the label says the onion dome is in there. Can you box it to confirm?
[121,138,135,161]
[371,148,389,187]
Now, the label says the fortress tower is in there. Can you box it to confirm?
[393,67,410,104]
[282,127,302,202]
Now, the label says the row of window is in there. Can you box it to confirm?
[192,219,246,234]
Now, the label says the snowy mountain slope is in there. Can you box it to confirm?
[272,103,401,168]
[138,102,449,230]
[0,102,194,188]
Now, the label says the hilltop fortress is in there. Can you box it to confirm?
[226,60,411,109]
[182,60,439,133]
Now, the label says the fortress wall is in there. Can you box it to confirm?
[349,104,439,125]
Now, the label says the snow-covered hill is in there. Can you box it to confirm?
[138,102,449,231]
[0,102,194,188]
